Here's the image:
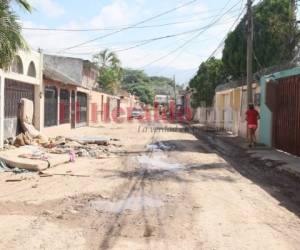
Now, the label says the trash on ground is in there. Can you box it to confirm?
[5,178,24,182]
[0,147,69,171]
[1,98,123,170]
[38,171,90,178]
[69,136,110,146]
[0,159,10,173]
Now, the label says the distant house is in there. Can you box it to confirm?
[214,82,260,137]
[154,95,170,107]
[42,54,99,134]
[0,50,43,147]
[193,81,260,137]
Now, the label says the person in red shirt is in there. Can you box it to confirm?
[246,104,260,147]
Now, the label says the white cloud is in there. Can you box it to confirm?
[21,21,85,53]
[29,0,65,18]
[90,0,142,28]
[21,0,226,83]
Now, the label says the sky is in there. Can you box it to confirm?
[15,0,260,84]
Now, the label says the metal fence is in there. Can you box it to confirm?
[272,76,300,156]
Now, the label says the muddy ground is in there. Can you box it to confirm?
[0,122,300,250]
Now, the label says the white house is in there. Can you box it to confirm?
[0,50,43,147]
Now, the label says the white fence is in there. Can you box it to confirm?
[193,107,240,135]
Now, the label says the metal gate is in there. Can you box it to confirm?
[5,79,34,118]
[272,76,300,156]
[76,92,87,125]
[4,79,34,138]
[44,86,58,127]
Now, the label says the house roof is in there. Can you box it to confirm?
[43,66,80,86]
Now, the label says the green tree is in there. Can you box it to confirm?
[0,0,32,69]
[93,49,122,94]
[121,69,154,104]
[189,58,225,107]
[128,85,154,105]
[121,68,177,104]
[222,0,298,79]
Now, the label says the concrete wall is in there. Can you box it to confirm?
[44,55,83,85]
[259,66,300,146]
[82,63,98,90]
[44,55,98,91]
[212,83,260,137]
[89,90,104,126]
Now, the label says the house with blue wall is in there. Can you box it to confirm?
[259,66,300,156]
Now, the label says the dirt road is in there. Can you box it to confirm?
[0,122,300,250]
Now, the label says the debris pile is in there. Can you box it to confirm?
[1,136,123,171]
[46,136,121,159]
[0,98,123,172]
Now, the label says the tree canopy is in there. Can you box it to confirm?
[0,0,31,69]
[189,58,225,107]
[222,0,298,79]
[121,69,176,105]
[93,49,122,94]
[189,0,299,106]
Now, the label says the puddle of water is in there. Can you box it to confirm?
[137,155,183,171]
[89,196,163,213]
[147,142,173,151]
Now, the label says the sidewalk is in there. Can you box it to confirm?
[191,124,300,179]
[248,148,300,178]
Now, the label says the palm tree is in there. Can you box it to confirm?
[93,49,121,69]
[0,0,32,69]
[93,49,122,94]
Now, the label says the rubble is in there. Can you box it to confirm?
[69,136,110,146]
[0,98,124,172]
[1,133,123,171]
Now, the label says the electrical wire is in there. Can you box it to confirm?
[159,8,245,75]
[138,0,240,69]
[41,14,240,56]
[57,0,200,53]
[23,9,241,32]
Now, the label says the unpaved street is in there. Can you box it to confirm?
[0,122,300,250]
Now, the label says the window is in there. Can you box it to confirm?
[59,89,70,124]
[27,61,36,77]
[11,56,23,74]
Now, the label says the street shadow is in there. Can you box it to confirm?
[190,128,300,218]
[98,173,143,249]
[97,162,236,184]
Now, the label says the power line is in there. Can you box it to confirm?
[58,0,200,53]
[170,8,245,68]
[139,0,241,69]
[206,0,245,60]
[23,9,241,32]
[113,16,240,53]
[42,13,239,56]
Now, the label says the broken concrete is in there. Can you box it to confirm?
[69,136,110,146]
[0,146,70,171]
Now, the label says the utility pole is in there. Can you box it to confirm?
[291,0,296,14]
[173,75,177,106]
[246,0,254,105]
